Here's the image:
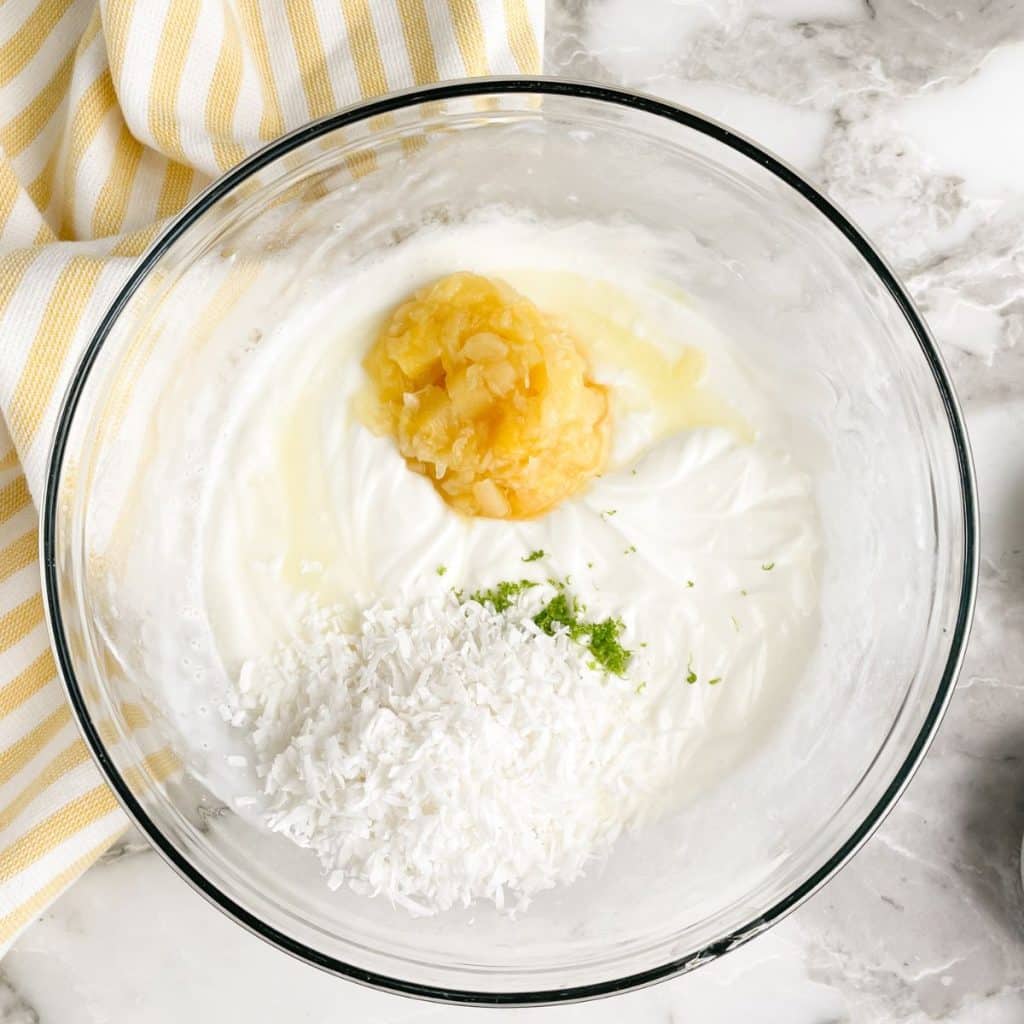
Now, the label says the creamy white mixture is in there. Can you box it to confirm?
[204,222,817,675]
[97,217,821,910]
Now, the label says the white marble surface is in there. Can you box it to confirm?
[5,1,1024,1020]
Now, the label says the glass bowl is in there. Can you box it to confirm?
[42,79,977,1005]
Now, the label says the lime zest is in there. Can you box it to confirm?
[469,578,633,676]
[469,579,536,613]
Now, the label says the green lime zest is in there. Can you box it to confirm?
[436,565,447,576]
[532,592,585,639]
[468,578,633,677]
[531,592,632,677]
[469,579,536,613]
[583,617,632,676]
[522,549,545,562]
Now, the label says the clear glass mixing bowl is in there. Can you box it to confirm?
[42,80,977,1004]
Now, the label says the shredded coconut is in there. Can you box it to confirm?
[226,589,657,916]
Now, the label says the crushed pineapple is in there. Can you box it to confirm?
[363,273,610,519]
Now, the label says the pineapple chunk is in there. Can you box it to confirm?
[363,272,610,519]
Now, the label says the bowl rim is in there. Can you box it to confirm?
[41,75,979,1006]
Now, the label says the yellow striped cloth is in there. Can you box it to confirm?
[0,0,543,952]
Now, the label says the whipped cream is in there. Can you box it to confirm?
[90,215,822,838]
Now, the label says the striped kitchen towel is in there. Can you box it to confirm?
[0,0,543,952]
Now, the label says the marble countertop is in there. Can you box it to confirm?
[5,2,1024,1020]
